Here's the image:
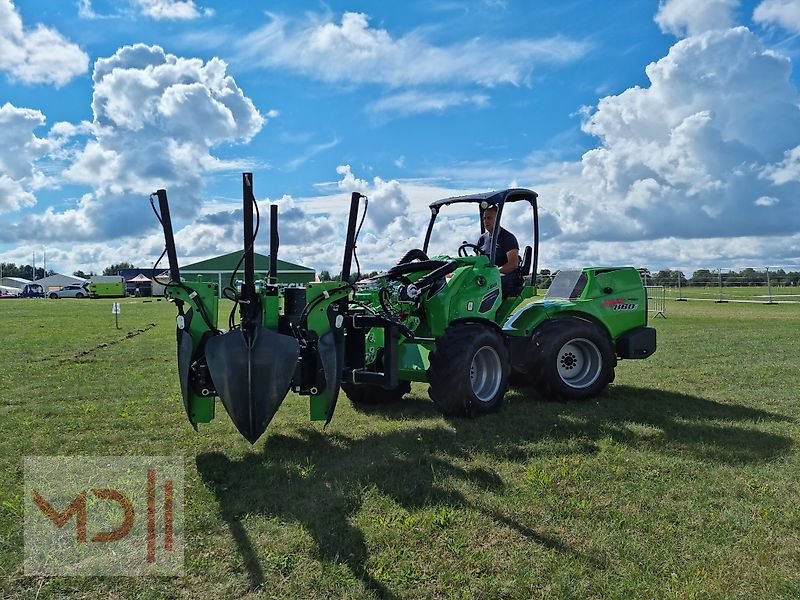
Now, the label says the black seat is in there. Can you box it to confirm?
[518,245,532,277]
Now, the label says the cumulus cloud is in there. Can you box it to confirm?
[544,27,800,246]
[0,0,88,86]
[762,145,800,184]
[236,11,588,88]
[754,0,800,33]
[1,44,264,244]
[655,0,741,37]
[0,103,53,212]
[336,164,414,231]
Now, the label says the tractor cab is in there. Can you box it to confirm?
[421,189,539,299]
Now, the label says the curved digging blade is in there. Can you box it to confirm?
[318,330,344,426]
[176,312,198,431]
[205,327,300,444]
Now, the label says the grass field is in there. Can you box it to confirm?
[1,294,799,599]
[661,285,800,302]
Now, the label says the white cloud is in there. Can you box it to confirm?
[762,145,800,184]
[131,0,209,20]
[0,103,53,212]
[543,27,800,245]
[754,0,800,33]
[285,138,339,171]
[754,196,780,206]
[77,0,99,20]
[236,12,589,88]
[655,0,741,37]
[0,0,88,86]
[1,45,263,244]
[367,91,489,117]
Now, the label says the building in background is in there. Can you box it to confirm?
[180,252,315,295]
[0,276,32,290]
[114,252,314,297]
[35,273,86,293]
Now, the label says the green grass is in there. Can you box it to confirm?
[1,296,799,598]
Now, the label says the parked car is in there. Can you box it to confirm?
[49,283,89,299]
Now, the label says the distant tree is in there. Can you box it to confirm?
[690,269,714,287]
[73,270,94,279]
[652,269,687,287]
[103,262,136,276]
[1,263,55,279]
[536,269,553,288]
[318,270,332,281]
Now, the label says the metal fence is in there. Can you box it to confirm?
[646,266,800,304]
[645,286,666,318]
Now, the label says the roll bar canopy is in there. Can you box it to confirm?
[423,188,539,278]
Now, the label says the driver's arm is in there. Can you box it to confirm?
[499,249,519,274]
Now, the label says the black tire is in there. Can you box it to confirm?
[75,292,85,299]
[529,317,616,401]
[427,323,509,416]
[341,380,412,405]
[49,293,58,299]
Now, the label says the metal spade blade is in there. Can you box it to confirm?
[205,326,300,444]
[176,316,198,431]
[318,330,344,426]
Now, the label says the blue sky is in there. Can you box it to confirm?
[1,0,799,276]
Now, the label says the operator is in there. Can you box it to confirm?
[476,205,521,296]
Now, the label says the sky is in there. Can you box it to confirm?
[1,0,799,277]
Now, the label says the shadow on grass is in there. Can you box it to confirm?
[196,384,793,596]
[196,426,600,597]
[356,384,793,464]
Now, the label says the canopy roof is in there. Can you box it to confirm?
[429,188,537,210]
[182,251,313,273]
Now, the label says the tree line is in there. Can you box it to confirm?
[0,261,137,281]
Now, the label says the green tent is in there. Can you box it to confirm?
[181,251,315,294]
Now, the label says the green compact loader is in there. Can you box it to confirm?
[153,173,656,443]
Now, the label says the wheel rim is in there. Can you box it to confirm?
[469,345,502,402]
[556,338,603,389]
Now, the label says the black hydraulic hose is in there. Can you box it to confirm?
[386,259,449,279]
[412,260,459,290]
[269,204,278,284]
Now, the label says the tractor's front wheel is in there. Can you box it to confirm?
[427,323,509,416]
[341,381,411,405]
[529,317,616,401]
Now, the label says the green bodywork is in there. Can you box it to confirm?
[168,278,219,424]
[352,263,647,384]
[167,260,648,428]
[88,279,126,298]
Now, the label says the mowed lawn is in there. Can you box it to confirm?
[1,295,799,599]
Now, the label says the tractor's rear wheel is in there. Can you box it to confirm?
[529,317,616,401]
[341,381,411,405]
[427,323,509,416]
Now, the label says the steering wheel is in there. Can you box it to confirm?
[458,242,482,257]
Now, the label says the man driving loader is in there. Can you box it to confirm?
[476,205,521,296]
